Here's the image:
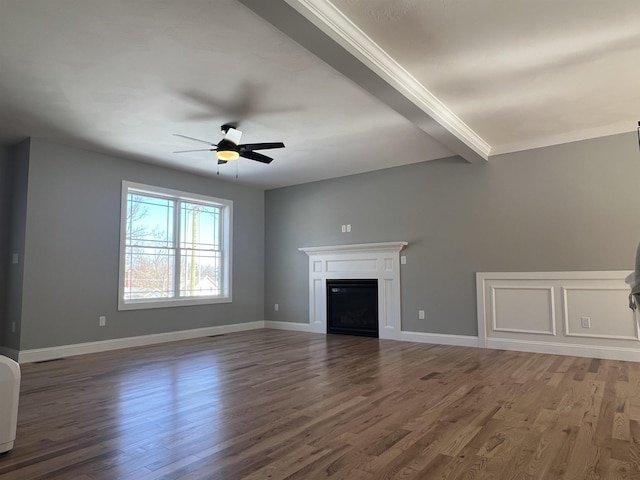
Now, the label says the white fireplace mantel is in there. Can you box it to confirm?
[299,242,408,339]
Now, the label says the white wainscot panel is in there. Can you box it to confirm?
[563,287,639,340]
[477,271,640,361]
[491,286,555,335]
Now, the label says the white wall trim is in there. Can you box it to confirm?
[561,286,640,341]
[486,338,640,362]
[476,275,488,348]
[477,271,640,362]
[300,242,407,340]
[118,180,233,311]
[400,331,480,348]
[478,271,630,281]
[11,320,640,365]
[490,285,556,336]
[264,321,311,332]
[18,321,265,363]
[299,242,409,255]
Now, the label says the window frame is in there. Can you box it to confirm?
[118,180,232,310]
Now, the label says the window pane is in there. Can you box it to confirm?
[126,194,174,248]
[180,202,220,250]
[124,246,175,300]
[179,249,221,297]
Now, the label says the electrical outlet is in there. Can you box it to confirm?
[341,225,346,233]
[99,316,106,327]
[346,224,351,232]
[275,303,279,311]
[12,253,18,265]
[580,316,590,328]
[418,310,425,320]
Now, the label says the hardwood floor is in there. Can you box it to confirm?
[1,329,639,479]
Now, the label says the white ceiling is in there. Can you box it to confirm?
[1,0,638,189]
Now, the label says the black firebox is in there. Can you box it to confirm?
[326,279,378,337]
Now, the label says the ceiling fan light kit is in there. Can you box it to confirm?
[217,149,240,161]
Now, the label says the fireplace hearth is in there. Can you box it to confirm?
[326,279,378,337]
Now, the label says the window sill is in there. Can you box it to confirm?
[118,296,232,311]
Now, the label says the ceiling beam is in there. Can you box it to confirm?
[238,0,489,163]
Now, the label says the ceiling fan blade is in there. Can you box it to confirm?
[173,133,216,145]
[174,148,218,153]
[239,142,285,151]
[240,150,273,164]
[223,127,243,145]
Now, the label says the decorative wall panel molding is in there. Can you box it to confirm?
[490,285,556,335]
[561,286,640,341]
[477,271,639,361]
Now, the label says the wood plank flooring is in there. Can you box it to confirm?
[1,329,640,479]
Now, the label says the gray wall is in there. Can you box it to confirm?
[264,132,640,336]
[17,139,264,350]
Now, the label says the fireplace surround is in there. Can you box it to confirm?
[299,242,407,340]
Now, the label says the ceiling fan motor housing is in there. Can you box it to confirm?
[217,139,238,151]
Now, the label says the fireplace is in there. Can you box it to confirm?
[299,242,407,340]
[326,279,378,337]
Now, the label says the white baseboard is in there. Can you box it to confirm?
[0,347,20,362]
[15,320,640,364]
[264,321,311,332]
[18,321,265,363]
[398,331,639,361]
[400,331,480,348]
[486,338,640,362]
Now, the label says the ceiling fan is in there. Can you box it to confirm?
[174,124,284,165]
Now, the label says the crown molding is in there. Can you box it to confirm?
[284,0,490,161]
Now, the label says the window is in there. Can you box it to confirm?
[118,181,232,310]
